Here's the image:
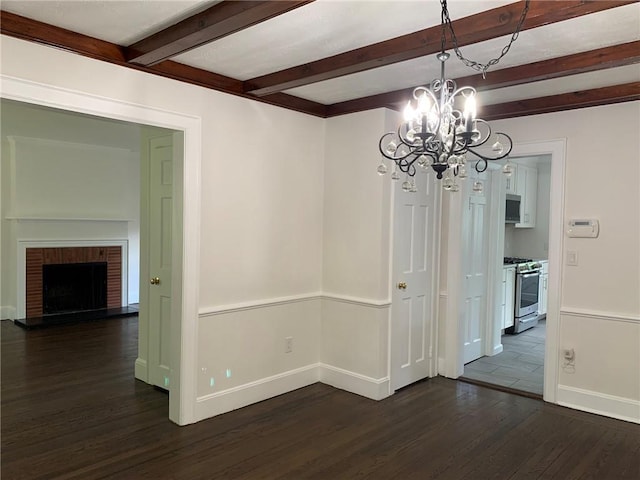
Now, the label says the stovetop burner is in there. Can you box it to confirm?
[504,257,533,265]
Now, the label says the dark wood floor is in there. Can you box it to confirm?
[2,318,639,480]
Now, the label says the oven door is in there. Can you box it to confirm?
[515,271,540,318]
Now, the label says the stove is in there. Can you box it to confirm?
[503,257,542,334]
[504,257,542,274]
[503,257,533,264]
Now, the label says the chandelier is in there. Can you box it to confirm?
[377,0,529,192]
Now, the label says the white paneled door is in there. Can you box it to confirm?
[462,184,489,364]
[148,135,173,390]
[391,169,437,391]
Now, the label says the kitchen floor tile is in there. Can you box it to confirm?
[462,320,545,395]
[464,361,500,374]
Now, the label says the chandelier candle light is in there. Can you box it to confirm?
[377,0,530,192]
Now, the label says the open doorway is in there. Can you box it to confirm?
[0,79,198,424]
[0,97,176,380]
[462,155,552,397]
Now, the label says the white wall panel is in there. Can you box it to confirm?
[197,299,321,398]
[321,298,389,381]
[559,313,639,402]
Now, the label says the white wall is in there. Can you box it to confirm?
[1,102,141,317]
[491,103,640,422]
[321,109,394,398]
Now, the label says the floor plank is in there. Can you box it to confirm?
[2,318,638,479]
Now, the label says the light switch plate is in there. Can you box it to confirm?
[567,250,578,266]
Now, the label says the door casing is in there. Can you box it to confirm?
[1,75,202,425]
[440,139,566,405]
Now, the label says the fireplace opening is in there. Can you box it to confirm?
[43,262,108,315]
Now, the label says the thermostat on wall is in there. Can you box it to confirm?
[567,219,599,238]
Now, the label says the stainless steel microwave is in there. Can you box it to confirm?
[505,194,521,223]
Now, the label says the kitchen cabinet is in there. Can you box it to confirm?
[501,265,516,330]
[505,166,518,194]
[515,164,537,229]
[538,261,548,317]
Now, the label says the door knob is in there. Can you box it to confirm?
[397,282,407,290]
[150,277,160,285]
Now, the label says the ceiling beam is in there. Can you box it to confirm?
[126,1,314,66]
[244,0,637,97]
[0,9,128,63]
[480,82,640,121]
[0,10,327,117]
[326,41,640,117]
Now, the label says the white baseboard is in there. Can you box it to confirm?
[491,344,504,356]
[1,306,16,321]
[134,358,148,382]
[557,385,640,424]
[194,363,393,422]
[195,364,320,422]
[319,363,390,401]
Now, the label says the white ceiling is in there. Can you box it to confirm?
[1,0,639,108]
[1,0,219,45]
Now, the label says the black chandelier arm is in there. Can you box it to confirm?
[378,133,414,161]
[465,132,514,163]
[474,158,489,174]
[396,156,418,177]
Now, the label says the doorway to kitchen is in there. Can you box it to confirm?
[462,154,552,397]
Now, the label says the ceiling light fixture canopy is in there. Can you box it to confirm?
[377,0,530,192]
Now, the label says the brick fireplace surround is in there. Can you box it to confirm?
[26,246,122,318]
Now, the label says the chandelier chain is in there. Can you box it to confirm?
[440,0,530,78]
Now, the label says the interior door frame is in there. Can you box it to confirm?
[1,75,202,425]
[442,138,566,405]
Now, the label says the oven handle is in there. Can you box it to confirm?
[520,272,540,278]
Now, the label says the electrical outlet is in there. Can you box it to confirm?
[285,336,293,353]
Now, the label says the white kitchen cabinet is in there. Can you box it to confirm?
[502,266,516,330]
[505,165,518,194]
[538,261,548,316]
[515,164,537,228]
[500,268,507,328]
